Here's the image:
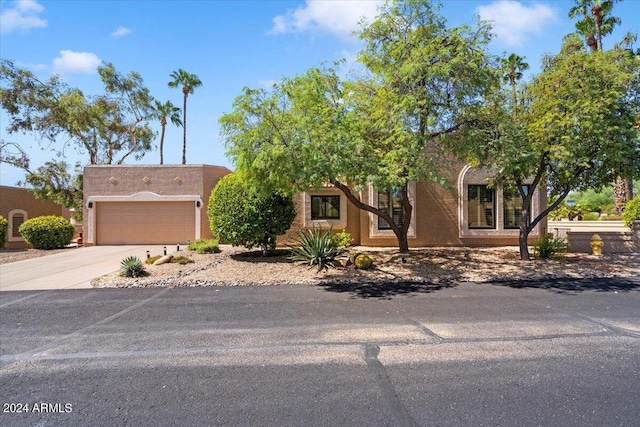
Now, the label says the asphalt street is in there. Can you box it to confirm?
[1,278,639,426]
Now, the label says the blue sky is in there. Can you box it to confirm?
[1,0,638,187]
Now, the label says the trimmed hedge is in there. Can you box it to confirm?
[622,196,640,229]
[0,215,7,249]
[18,215,74,249]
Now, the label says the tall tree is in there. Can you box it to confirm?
[220,0,497,253]
[0,60,156,209]
[168,69,202,164]
[500,53,529,116]
[151,100,182,164]
[459,35,639,260]
[569,0,633,214]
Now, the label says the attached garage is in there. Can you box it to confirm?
[96,201,196,245]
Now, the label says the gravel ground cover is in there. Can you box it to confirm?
[88,245,639,288]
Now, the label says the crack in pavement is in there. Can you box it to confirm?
[364,343,417,427]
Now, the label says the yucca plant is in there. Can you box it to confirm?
[120,256,146,278]
[289,228,345,271]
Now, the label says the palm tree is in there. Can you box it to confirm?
[151,100,182,164]
[569,0,621,52]
[500,53,529,116]
[569,0,631,214]
[168,69,202,164]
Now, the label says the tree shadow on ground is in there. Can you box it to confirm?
[316,280,457,299]
[492,277,640,295]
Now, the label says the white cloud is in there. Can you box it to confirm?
[0,0,47,34]
[476,1,558,46]
[52,50,101,75]
[268,0,383,40]
[111,26,132,37]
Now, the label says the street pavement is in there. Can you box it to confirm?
[0,245,170,291]
[1,279,639,426]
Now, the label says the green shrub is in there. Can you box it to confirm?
[18,215,74,250]
[120,256,146,278]
[533,234,567,259]
[330,230,353,249]
[208,172,296,255]
[289,228,345,271]
[581,212,600,221]
[0,215,7,249]
[188,238,221,254]
[354,254,373,270]
[622,196,640,229]
[171,255,194,265]
[146,255,162,264]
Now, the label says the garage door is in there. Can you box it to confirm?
[96,201,196,245]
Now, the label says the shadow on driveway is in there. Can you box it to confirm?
[491,277,640,295]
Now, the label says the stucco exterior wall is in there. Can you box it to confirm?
[0,185,69,249]
[83,165,231,245]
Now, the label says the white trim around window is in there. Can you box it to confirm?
[7,209,27,242]
[303,189,348,229]
[368,182,416,239]
[457,165,542,238]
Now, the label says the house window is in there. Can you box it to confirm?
[11,214,24,237]
[504,186,529,229]
[468,185,495,229]
[311,195,340,220]
[378,189,404,230]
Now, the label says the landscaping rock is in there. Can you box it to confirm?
[153,255,173,265]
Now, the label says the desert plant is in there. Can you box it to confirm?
[188,238,221,254]
[0,215,7,249]
[533,234,567,259]
[354,254,373,270]
[18,215,74,249]
[120,256,146,277]
[581,212,600,221]
[330,229,353,249]
[145,255,162,264]
[289,228,345,271]
[171,255,194,264]
[622,196,640,229]
[348,252,363,265]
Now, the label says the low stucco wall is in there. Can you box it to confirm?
[0,185,69,249]
[567,230,637,254]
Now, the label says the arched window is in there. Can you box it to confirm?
[8,209,28,242]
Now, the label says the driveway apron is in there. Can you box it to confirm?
[0,245,169,291]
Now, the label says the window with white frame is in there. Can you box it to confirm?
[8,209,27,242]
[458,166,542,238]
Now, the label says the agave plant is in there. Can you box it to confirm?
[289,228,345,271]
[120,256,146,278]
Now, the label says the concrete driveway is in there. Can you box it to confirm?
[0,245,170,291]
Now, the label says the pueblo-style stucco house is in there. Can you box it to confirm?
[0,185,71,249]
[83,164,546,247]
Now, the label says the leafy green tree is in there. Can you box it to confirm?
[220,0,497,253]
[151,100,182,164]
[462,35,639,260]
[207,173,296,256]
[0,60,156,209]
[168,69,202,164]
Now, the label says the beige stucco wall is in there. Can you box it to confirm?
[0,185,70,249]
[282,163,547,249]
[83,165,231,245]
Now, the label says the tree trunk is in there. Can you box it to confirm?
[519,225,531,261]
[182,93,188,165]
[614,176,629,215]
[159,124,166,165]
